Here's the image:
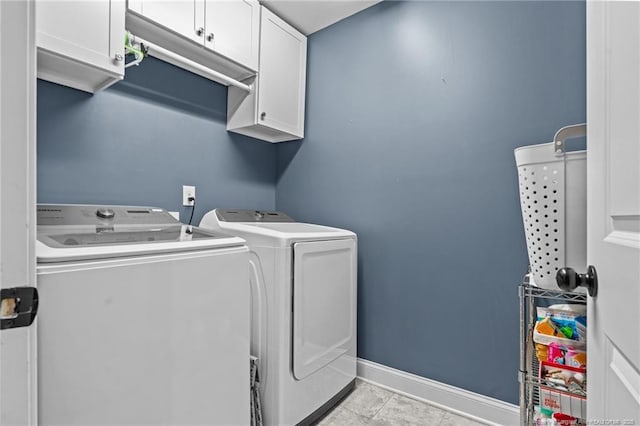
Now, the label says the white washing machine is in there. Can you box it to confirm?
[36,204,250,425]
[200,209,357,426]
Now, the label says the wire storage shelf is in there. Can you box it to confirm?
[521,285,588,302]
[519,280,587,425]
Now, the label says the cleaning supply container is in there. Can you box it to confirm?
[514,124,587,290]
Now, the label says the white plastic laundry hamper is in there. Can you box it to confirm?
[514,124,587,290]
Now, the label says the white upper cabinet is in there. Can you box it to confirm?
[36,0,125,93]
[227,6,307,143]
[258,6,307,138]
[127,0,259,74]
[130,0,204,45]
[205,0,259,71]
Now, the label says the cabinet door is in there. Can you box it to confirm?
[258,7,307,138]
[204,0,259,71]
[36,0,124,77]
[137,0,205,44]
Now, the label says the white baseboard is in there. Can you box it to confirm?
[356,358,519,426]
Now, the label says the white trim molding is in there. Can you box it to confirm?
[357,358,519,426]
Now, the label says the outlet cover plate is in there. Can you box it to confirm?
[182,185,195,206]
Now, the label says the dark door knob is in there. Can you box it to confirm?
[556,265,598,297]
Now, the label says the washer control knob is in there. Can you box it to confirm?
[96,208,115,219]
[254,211,264,220]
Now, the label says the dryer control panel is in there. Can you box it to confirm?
[216,209,294,223]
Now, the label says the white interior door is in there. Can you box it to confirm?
[0,0,37,424]
[587,0,640,422]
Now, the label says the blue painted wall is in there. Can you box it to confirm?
[37,58,276,222]
[276,1,586,403]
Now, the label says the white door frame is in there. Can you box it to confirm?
[0,0,38,424]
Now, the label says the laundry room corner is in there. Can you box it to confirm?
[275,0,586,406]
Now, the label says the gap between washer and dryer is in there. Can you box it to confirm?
[313,380,487,426]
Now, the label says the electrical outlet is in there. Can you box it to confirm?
[182,185,195,206]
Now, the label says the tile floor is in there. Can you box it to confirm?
[313,380,487,426]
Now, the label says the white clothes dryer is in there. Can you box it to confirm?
[200,209,357,426]
[36,204,250,425]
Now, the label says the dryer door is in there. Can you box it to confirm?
[292,238,356,380]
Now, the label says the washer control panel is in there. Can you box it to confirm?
[216,209,294,223]
[37,205,179,226]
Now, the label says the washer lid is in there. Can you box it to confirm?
[37,204,246,262]
[37,225,246,263]
[38,225,231,248]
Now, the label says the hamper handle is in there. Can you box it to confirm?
[554,123,586,154]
